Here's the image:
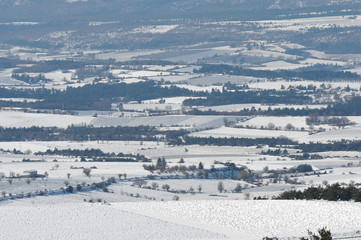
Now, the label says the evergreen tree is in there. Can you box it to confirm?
[217,181,224,193]
[198,162,204,170]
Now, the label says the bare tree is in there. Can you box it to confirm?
[234,183,243,193]
[267,122,276,130]
[152,182,159,190]
[83,168,91,178]
[133,179,147,188]
[9,171,15,178]
[244,192,250,200]
[162,184,170,192]
[285,123,295,131]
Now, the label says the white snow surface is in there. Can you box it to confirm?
[199,104,326,112]
[304,124,361,142]
[0,111,94,128]
[118,200,361,239]
[190,126,309,140]
[0,203,225,240]
[1,200,360,239]
[248,79,361,90]
[92,115,239,130]
[131,25,178,34]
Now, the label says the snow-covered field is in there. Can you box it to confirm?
[120,200,361,239]
[0,111,94,128]
[190,126,309,140]
[251,60,304,70]
[131,25,178,34]
[0,140,163,155]
[111,69,171,78]
[251,58,345,70]
[1,200,360,240]
[247,79,361,90]
[92,115,239,130]
[3,19,361,240]
[0,141,262,168]
[0,98,39,102]
[253,15,361,31]
[199,104,327,112]
[122,103,182,112]
[149,73,195,83]
[43,70,73,82]
[305,125,361,142]
[190,124,361,143]
[240,116,322,130]
[186,75,254,85]
[96,50,164,62]
[0,202,225,240]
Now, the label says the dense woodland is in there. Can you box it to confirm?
[0,81,203,110]
[0,126,187,142]
[183,136,296,147]
[276,183,361,202]
[183,89,311,106]
[195,64,360,81]
[0,87,50,99]
[188,97,361,116]
[299,140,361,153]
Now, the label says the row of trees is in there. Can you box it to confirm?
[132,179,243,195]
[305,116,354,127]
[36,148,150,162]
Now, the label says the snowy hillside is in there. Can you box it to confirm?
[1,200,360,239]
